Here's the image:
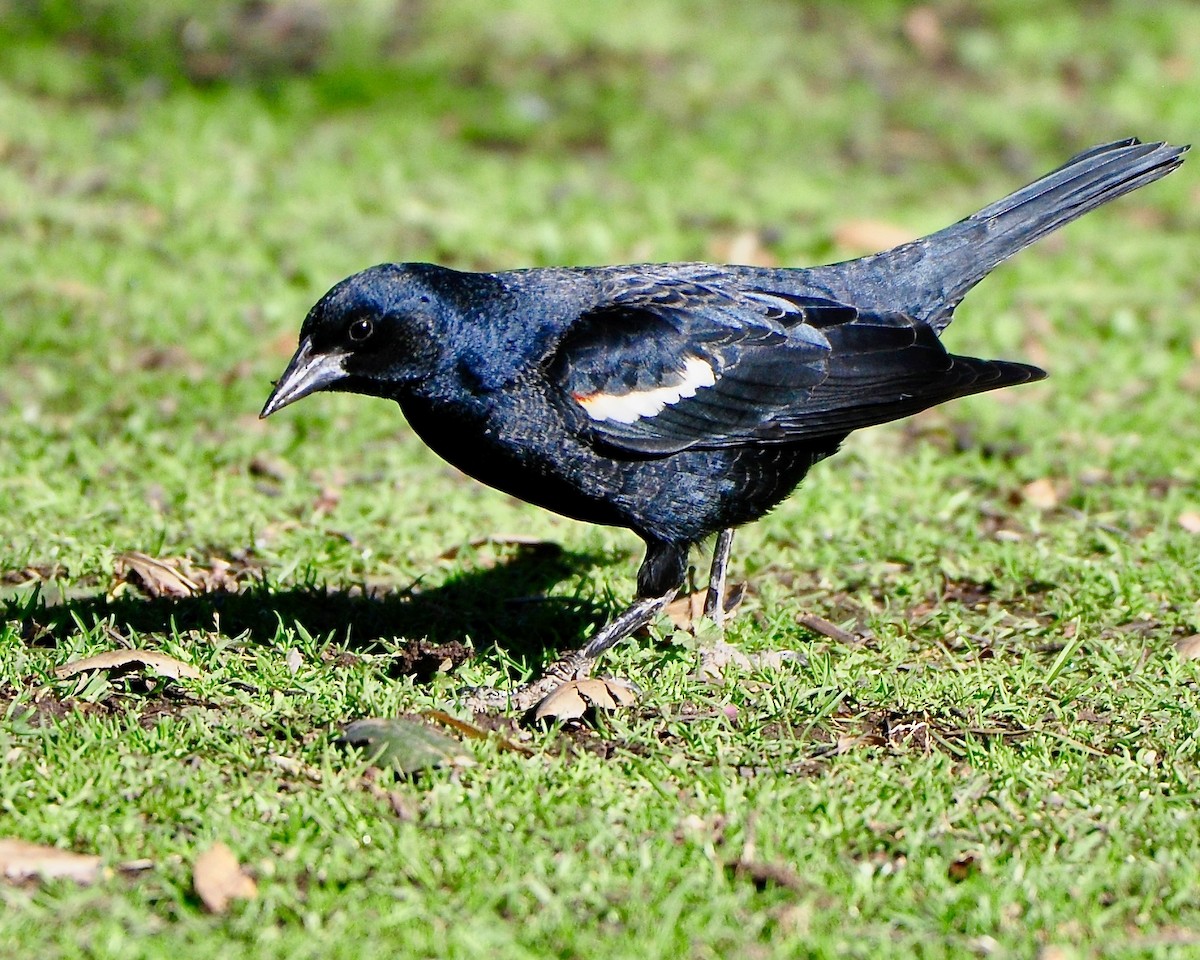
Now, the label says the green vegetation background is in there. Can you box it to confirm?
[1,1,1198,957]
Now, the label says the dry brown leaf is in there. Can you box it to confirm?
[533,678,639,722]
[113,552,261,598]
[1021,478,1059,510]
[947,852,980,882]
[54,649,201,681]
[311,485,342,515]
[1,563,67,586]
[1174,635,1200,661]
[728,858,806,892]
[247,454,291,482]
[698,642,799,682]
[193,842,257,914]
[267,754,323,782]
[666,583,745,630]
[0,838,103,885]
[832,220,917,255]
[902,6,946,61]
[115,552,201,598]
[1177,511,1200,534]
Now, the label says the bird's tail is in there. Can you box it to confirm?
[838,138,1187,330]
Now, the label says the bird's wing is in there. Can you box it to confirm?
[549,274,1040,455]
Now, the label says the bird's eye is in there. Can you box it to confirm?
[348,318,374,342]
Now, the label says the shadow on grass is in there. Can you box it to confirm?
[6,546,613,678]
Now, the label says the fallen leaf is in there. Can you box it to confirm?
[728,858,806,892]
[112,552,261,598]
[1,563,67,586]
[1178,511,1200,534]
[1021,478,1059,510]
[532,677,640,722]
[311,485,342,515]
[947,853,979,882]
[698,642,800,682]
[247,454,292,482]
[193,843,257,914]
[338,717,471,774]
[902,6,946,61]
[666,583,746,630]
[285,648,303,674]
[1174,635,1200,660]
[0,838,103,885]
[832,220,916,255]
[54,649,201,681]
[267,754,323,782]
[114,552,200,598]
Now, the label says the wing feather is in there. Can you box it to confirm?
[550,275,1043,455]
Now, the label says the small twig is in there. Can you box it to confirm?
[798,613,860,645]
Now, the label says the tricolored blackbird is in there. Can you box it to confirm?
[262,138,1186,709]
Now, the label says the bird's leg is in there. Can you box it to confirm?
[465,539,688,713]
[702,528,735,629]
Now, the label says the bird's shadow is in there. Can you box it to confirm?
[8,545,614,681]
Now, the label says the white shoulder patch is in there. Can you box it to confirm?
[575,355,717,424]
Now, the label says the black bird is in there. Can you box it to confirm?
[262,138,1185,709]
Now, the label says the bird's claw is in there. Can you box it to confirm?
[462,648,596,715]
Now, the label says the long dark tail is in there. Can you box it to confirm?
[831,138,1187,330]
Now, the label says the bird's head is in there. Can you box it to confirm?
[260,263,454,418]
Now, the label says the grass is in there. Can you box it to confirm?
[2,0,1200,956]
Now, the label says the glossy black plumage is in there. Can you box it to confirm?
[262,138,1185,699]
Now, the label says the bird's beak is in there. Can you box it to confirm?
[260,338,347,418]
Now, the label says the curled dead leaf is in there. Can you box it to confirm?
[730,858,806,892]
[1177,511,1200,534]
[0,838,104,885]
[1173,635,1200,661]
[114,552,200,598]
[55,649,201,681]
[193,842,257,914]
[947,852,980,882]
[532,677,640,722]
[112,551,262,598]
[902,6,947,61]
[666,583,746,630]
[1021,478,1059,510]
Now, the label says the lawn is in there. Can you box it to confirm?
[2,1,1199,957]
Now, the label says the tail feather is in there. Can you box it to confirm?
[829,139,1188,330]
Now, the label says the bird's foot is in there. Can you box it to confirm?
[463,646,596,714]
[461,587,677,718]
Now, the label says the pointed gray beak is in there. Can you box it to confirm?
[260,338,348,418]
